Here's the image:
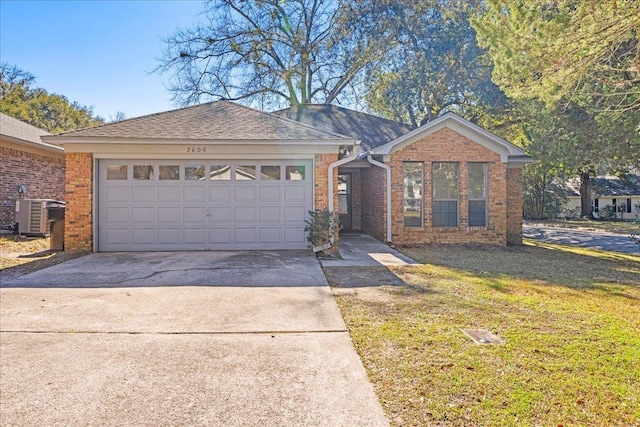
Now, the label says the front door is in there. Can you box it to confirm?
[338,173,352,231]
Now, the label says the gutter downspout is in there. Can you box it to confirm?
[367,154,392,244]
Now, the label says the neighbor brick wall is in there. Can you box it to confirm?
[506,167,524,245]
[65,153,93,252]
[361,165,387,242]
[0,143,65,225]
[387,127,509,246]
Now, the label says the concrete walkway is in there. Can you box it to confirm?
[523,225,639,254]
[320,233,419,267]
[0,251,388,426]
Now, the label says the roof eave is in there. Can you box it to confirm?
[2,134,64,153]
[43,136,359,146]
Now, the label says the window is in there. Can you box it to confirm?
[184,165,205,180]
[286,166,306,181]
[432,162,459,227]
[133,165,154,180]
[210,165,231,180]
[627,198,632,213]
[403,162,423,226]
[594,198,599,213]
[106,165,127,180]
[468,163,487,227]
[235,165,256,181]
[159,165,179,180]
[261,166,281,180]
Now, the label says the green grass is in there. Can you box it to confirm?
[329,240,640,426]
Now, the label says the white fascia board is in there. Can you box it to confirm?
[2,135,64,154]
[372,113,528,163]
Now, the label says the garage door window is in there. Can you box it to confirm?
[261,166,281,180]
[286,166,306,180]
[210,165,231,180]
[107,165,128,180]
[236,165,256,180]
[134,165,154,180]
[185,165,205,180]
[159,165,179,180]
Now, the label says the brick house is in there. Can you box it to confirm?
[0,113,65,226]
[43,101,531,252]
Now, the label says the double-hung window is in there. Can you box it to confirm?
[468,163,488,227]
[432,162,459,227]
[403,162,423,226]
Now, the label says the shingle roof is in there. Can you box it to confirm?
[0,112,52,144]
[54,101,354,141]
[273,104,415,151]
[562,175,640,197]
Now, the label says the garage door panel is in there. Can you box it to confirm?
[106,186,129,203]
[284,206,306,222]
[131,207,155,223]
[210,186,232,203]
[259,186,281,202]
[183,207,206,223]
[184,228,207,244]
[184,186,206,202]
[235,186,257,202]
[158,207,181,223]
[235,228,256,244]
[105,207,129,224]
[158,186,181,202]
[259,228,281,243]
[99,160,312,251]
[158,228,181,244]
[235,206,256,222]
[210,228,232,244]
[131,186,155,202]
[131,228,156,244]
[284,186,306,202]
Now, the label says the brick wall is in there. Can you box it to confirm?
[361,165,387,241]
[386,127,511,246]
[65,153,93,252]
[506,167,524,245]
[0,144,65,225]
[314,153,339,211]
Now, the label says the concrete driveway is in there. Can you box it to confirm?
[523,225,639,254]
[0,251,388,426]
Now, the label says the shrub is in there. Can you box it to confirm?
[304,209,340,255]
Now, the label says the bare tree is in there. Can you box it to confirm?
[155,0,392,108]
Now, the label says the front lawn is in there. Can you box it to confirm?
[329,240,640,426]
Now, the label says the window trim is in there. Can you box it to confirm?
[432,162,459,227]
[467,162,488,227]
[403,161,424,227]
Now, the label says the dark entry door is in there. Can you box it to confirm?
[338,173,352,231]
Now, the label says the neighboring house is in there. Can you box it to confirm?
[0,113,64,226]
[43,101,531,252]
[560,175,640,220]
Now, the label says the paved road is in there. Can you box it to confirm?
[0,251,388,427]
[523,225,639,254]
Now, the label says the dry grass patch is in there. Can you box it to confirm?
[330,240,640,426]
[0,235,83,283]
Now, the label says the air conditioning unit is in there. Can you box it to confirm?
[15,199,53,236]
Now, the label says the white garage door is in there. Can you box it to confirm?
[98,160,313,251]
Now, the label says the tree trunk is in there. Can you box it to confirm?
[579,171,593,219]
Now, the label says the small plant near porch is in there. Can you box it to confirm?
[305,209,340,255]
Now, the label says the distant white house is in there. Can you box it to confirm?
[561,175,640,220]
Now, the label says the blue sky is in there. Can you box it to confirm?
[1,0,205,119]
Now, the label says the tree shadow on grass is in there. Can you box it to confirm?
[0,252,86,284]
[396,240,640,299]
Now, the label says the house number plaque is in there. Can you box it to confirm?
[186,147,207,153]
